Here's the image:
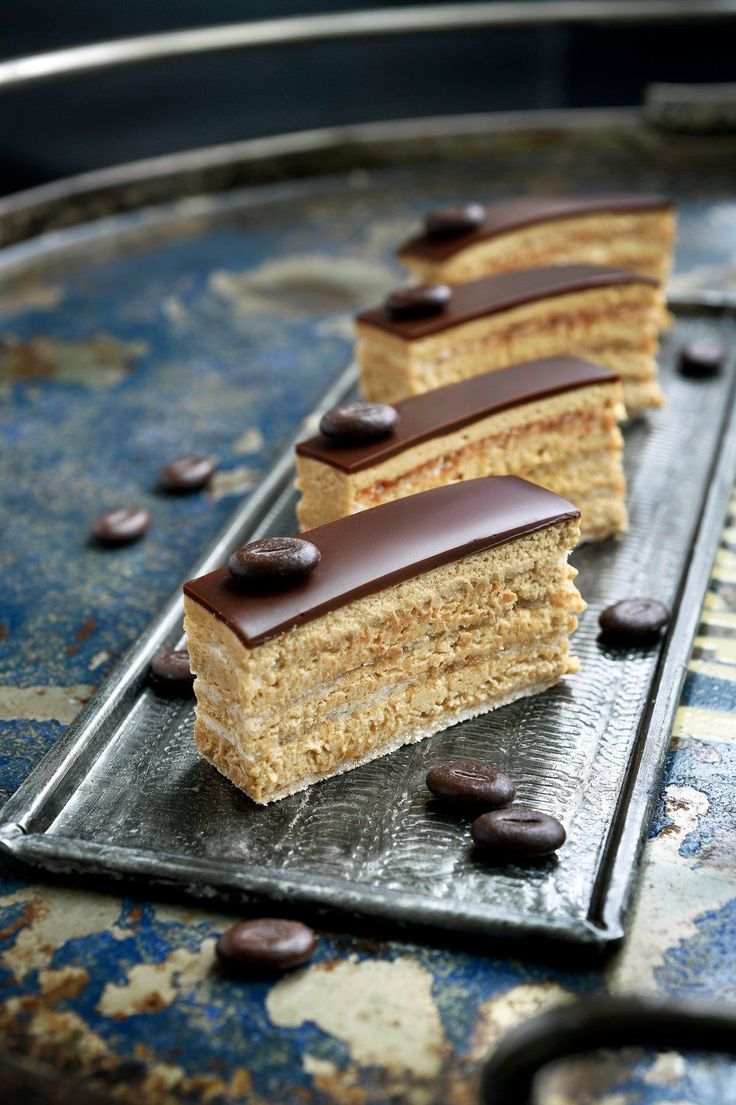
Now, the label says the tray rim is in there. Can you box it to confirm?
[5,104,736,254]
[3,295,736,947]
[2,1,733,95]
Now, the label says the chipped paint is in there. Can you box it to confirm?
[0,281,63,316]
[1,1004,111,1066]
[233,426,264,455]
[1,887,126,979]
[537,1053,641,1105]
[467,981,573,1062]
[608,786,735,993]
[302,1055,369,1105]
[693,635,736,663]
[96,940,216,1018]
[644,1052,687,1085]
[0,333,148,389]
[0,684,93,724]
[314,314,356,340]
[688,658,736,681]
[38,966,91,1002]
[267,956,447,1077]
[207,465,259,499]
[162,295,187,323]
[674,705,736,743]
[209,255,393,318]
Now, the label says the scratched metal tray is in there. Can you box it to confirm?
[2,296,736,945]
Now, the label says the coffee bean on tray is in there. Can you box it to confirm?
[319,402,398,444]
[157,455,217,493]
[426,760,516,809]
[150,649,194,694]
[599,598,670,644]
[91,507,150,546]
[471,807,566,861]
[425,203,485,238]
[678,337,726,379]
[385,284,452,321]
[216,919,317,974]
[227,537,321,587]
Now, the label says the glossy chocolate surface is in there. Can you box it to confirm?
[297,356,618,473]
[356,263,657,341]
[184,477,579,647]
[398,193,673,261]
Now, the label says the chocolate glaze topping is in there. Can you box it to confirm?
[356,263,658,341]
[184,477,579,648]
[398,194,673,262]
[297,356,618,473]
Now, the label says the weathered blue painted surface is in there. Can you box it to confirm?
[1,151,736,1103]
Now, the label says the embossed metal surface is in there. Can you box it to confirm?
[3,309,735,945]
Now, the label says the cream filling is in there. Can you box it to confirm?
[194,581,565,702]
[195,675,563,804]
[196,625,574,741]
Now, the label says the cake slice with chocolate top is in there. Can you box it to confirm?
[295,357,626,542]
[398,194,675,285]
[183,478,584,804]
[356,264,664,415]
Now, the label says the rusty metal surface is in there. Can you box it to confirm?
[1,118,736,1102]
[3,305,736,951]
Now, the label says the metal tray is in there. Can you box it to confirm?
[2,302,735,947]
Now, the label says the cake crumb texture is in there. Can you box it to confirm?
[184,519,583,803]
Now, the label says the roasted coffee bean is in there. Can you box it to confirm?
[150,649,194,693]
[91,507,150,546]
[425,203,485,238]
[599,597,670,644]
[678,337,726,379]
[319,402,398,444]
[385,283,452,321]
[227,536,321,586]
[216,918,317,973]
[157,455,217,493]
[426,759,516,809]
[471,806,566,860]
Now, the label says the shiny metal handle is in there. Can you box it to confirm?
[480,995,736,1105]
[0,1,735,91]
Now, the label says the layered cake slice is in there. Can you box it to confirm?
[183,478,584,804]
[398,194,675,284]
[356,264,664,415]
[295,357,626,542]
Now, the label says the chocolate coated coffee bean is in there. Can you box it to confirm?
[599,597,670,644]
[319,402,398,444]
[471,806,566,860]
[385,284,452,321]
[426,760,516,809]
[425,203,485,239]
[678,337,726,379]
[216,918,317,973]
[228,536,321,586]
[91,507,150,546]
[150,649,194,693]
[157,455,217,493]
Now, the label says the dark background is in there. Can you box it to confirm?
[1,1,734,194]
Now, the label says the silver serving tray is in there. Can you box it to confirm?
[2,303,735,947]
